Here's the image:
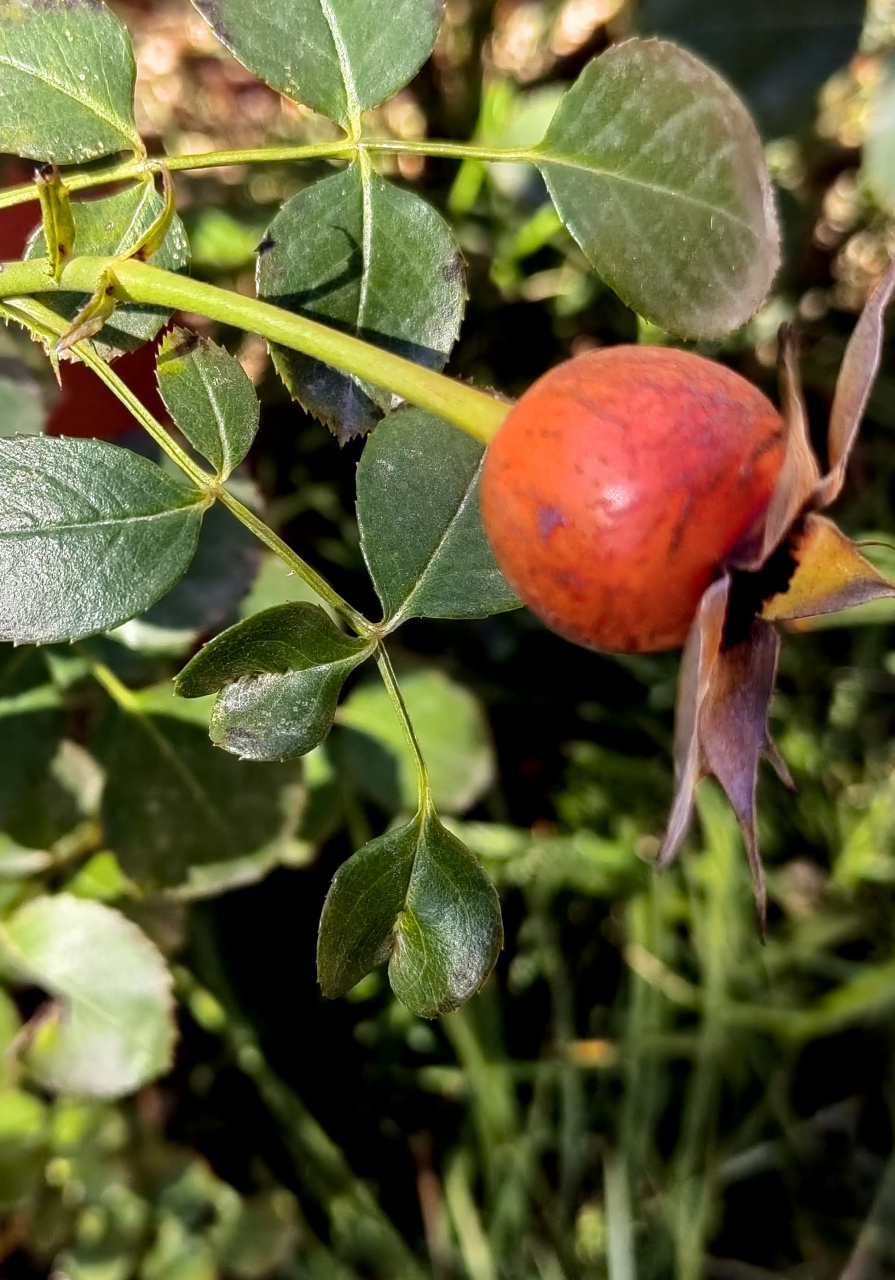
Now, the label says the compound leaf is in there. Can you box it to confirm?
[257,166,465,443]
[317,809,502,1018]
[0,437,205,644]
[176,603,372,761]
[26,183,190,360]
[192,0,443,128]
[0,0,141,164]
[157,329,260,479]
[0,894,175,1097]
[537,38,779,339]
[357,408,519,624]
[96,691,305,891]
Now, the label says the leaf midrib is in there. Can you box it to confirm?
[0,500,204,538]
[384,457,481,625]
[536,149,759,236]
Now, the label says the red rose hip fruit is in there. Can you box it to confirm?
[480,345,787,653]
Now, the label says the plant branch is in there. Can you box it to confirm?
[0,138,538,212]
[0,257,512,443]
[1,296,373,635]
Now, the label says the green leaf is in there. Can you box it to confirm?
[257,166,465,443]
[0,0,141,164]
[176,603,372,761]
[112,500,262,656]
[317,809,502,1017]
[536,38,779,339]
[356,409,519,624]
[192,0,443,128]
[0,437,205,644]
[0,647,62,828]
[26,183,190,360]
[336,667,495,813]
[157,329,260,479]
[96,692,306,890]
[0,894,175,1097]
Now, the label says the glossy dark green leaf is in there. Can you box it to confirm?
[336,667,495,813]
[357,409,518,623]
[0,0,140,164]
[537,38,779,339]
[257,166,465,443]
[0,894,175,1097]
[317,809,502,1017]
[26,183,190,360]
[176,603,372,761]
[156,329,260,479]
[639,0,864,137]
[96,693,305,890]
[0,437,205,644]
[192,0,443,128]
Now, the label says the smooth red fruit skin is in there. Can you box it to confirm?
[480,346,786,654]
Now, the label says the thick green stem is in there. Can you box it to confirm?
[0,257,512,443]
[0,138,537,211]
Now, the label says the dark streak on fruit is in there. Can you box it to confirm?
[537,505,566,539]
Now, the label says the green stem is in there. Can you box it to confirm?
[0,138,538,211]
[0,257,512,443]
[215,487,372,637]
[374,646,431,811]
[2,296,372,636]
[1,297,209,487]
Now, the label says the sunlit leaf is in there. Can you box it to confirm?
[257,166,465,442]
[537,38,779,339]
[26,183,190,360]
[0,894,175,1097]
[192,0,444,128]
[0,438,205,644]
[318,809,502,1017]
[335,667,495,813]
[176,603,372,760]
[157,329,260,479]
[0,0,141,163]
[357,409,519,623]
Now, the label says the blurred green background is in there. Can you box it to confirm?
[5,1,895,1277]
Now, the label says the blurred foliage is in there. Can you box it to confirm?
[5,0,895,1278]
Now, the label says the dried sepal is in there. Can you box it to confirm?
[743,325,820,567]
[761,514,895,623]
[659,575,784,930]
[817,257,895,508]
[658,575,729,872]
